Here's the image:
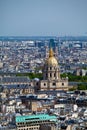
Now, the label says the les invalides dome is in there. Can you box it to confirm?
[46,48,58,66]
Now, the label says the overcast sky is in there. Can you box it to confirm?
[0,0,87,36]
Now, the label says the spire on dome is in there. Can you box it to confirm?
[49,48,54,57]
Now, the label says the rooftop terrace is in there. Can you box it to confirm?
[16,114,57,123]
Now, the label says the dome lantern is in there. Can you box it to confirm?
[46,48,58,66]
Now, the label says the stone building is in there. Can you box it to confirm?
[16,114,57,130]
[37,48,68,91]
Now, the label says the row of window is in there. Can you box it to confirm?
[45,67,58,70]
[18,127,39,130]
[46,73,56,78]
[24,89,34,93]
[17,120,50,126]
[44,82,64,86]
[17,121,54,128]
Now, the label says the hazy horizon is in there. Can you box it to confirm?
[0,0,87,36]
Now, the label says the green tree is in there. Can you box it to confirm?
[77,84,87,90]
[16,73,43,79]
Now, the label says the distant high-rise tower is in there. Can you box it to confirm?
[55,46,58,59]
[49,39,58,59]
[45,45,49,59]
[49,39,55,50]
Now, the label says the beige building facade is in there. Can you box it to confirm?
[38,48,68,91]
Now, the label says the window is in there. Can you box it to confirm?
[62,83,64,86]
[54,73,55,77]
[46,73,47,77]
[50,73,52,77]
[44,83,46,86]
[50,67,52,70]
[53,83,56,86]
[36,82,38,85]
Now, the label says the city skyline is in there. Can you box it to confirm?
[0,0,87,36]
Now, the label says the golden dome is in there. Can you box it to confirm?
[46,48,58,66]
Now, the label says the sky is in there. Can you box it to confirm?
[0,0,87,36]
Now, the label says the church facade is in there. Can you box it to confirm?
[37,48,69,91]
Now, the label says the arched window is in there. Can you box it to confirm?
[44,83,46,86]
[50,67,52,70]
[54,73,55,77]
[62,83,64,86]
[36,82,38,85]
[53,82,56,86]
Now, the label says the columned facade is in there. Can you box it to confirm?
[39,48,68,91]
[43,65,60,80]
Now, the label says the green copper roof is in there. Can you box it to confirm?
[16,114,57,123]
